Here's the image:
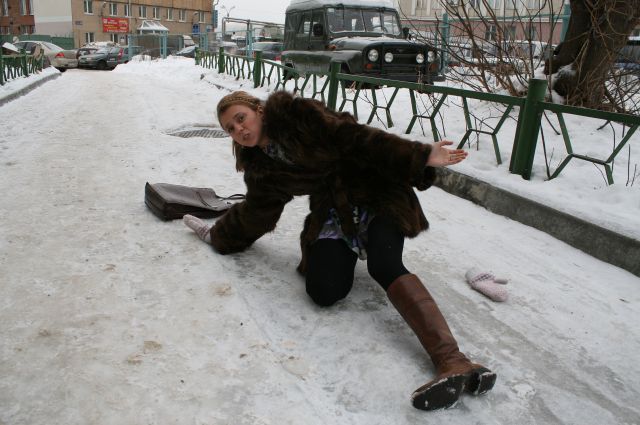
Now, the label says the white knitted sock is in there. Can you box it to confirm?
[183,214,212,244]
[465,267,508,302]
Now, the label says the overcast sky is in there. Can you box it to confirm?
[216,0,291,24]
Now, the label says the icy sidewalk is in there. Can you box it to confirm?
[1,66,639,424]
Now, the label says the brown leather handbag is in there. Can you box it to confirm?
[145,182,244,220]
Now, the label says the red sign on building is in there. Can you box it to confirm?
[102,17,129,33]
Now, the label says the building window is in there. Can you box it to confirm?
[1,0,8,16]
[124,4,130,17]
[110,33,119,43]
[485,24,497,41]
[505,25,516,40]
[167,8,173,20]
[179,9,186,22]
[20,25,32,34]
[109,3,117,16]
[153,7,160,19]
[198,11,205,23]
[85,32,95,43]
[84,0,93,14]
[139,6,147,18]
[526,0,540,8]
[468,0,481,8]
[526,24,538,40]
[18,0,33,15]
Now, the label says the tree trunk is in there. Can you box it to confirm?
[545,0,640,109]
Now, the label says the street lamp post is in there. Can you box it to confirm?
[220,5,235,36]
[221,5,236,18]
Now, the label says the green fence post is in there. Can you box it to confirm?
[327,61,340,111]
[510,78,548,179]
[218,46,225,74]
[253,50,262,88]
[20,50,28,77]
[194,46,200,66]
[441,13,450,73]
[0,54,4,85]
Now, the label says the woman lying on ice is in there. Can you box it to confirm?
[183,90,496,411]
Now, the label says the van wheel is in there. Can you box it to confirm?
[340,64,357,89]
[97,61,107,70]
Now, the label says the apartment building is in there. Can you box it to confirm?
[33,1,212,47]
[0,0,35,37]
[396,0,568,44]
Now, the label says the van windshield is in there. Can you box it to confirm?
[326,7,401,36]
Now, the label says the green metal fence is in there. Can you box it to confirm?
[196,48,640,185]
[0,52,45,86]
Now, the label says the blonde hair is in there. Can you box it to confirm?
[216,91,264,171]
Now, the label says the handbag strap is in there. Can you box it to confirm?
[196,191,245,208]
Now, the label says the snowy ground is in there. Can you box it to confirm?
[0,60,639,425]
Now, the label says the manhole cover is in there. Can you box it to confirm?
[168,127,227,139]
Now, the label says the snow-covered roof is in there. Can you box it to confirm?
[137,19,169,33]
[286,0,395,12]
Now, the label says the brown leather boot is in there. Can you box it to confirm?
[387,273,496,411]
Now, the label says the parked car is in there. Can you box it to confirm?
[106,45,143,68]
[238,41,283,61]
[281,0,444,84]
[175,45,197,58]
[614,37,640,75]
[76,46,99,59]
[78,47,112,70]
[13,40,78,72]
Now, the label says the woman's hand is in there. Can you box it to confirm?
[426,140,468,167]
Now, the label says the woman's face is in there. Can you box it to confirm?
[219,104,266,148]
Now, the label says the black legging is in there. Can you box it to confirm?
[305,216,410,307]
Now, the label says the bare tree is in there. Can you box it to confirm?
[545,0,640,110]
[398,0,563,95]
[399,1,639,112]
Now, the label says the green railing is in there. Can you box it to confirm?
[196,47,640,184]
[0,52,45,86]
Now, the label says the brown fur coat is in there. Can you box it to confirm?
[210,91,437,274]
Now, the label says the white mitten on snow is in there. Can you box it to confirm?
[183,214,212,244]
[465,267,508,302]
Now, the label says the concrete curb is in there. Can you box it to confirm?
[0,72,60,107]
[435,168,640,277]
